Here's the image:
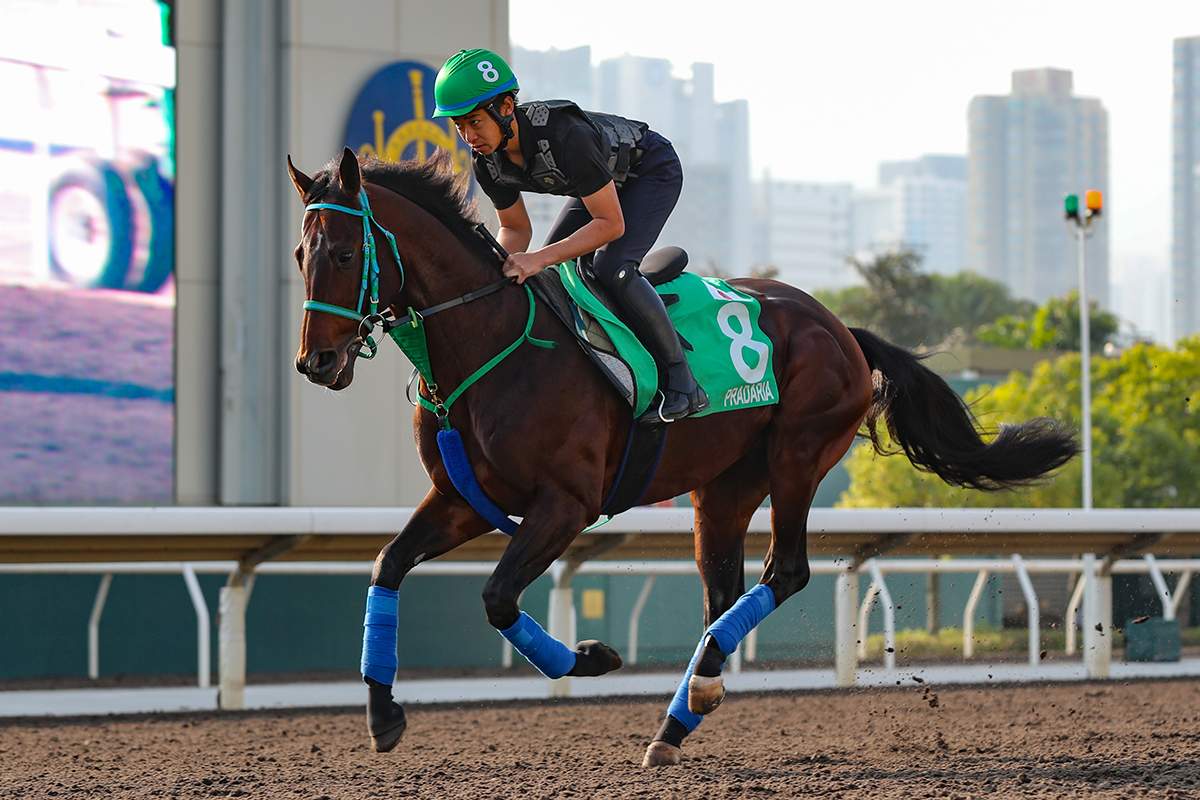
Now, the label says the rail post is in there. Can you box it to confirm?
[834,563,859,686]
[1082,553,1113,678]
[547,561,576,698]
[1011,555,1040,665]
[218,583,246,709]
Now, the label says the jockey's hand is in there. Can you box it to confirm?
[503,252,546,284]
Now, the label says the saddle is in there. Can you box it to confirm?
[527,247,689,418]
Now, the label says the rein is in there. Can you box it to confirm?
[301,186,555,428]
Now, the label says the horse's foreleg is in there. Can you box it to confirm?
[363,491,494,753]
[644,458,767,767]
[481,496,622,679]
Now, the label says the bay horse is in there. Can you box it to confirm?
[288,148,1078,767]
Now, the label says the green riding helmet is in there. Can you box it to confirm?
[433,49,519,118]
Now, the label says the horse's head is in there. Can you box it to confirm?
[288,147,382,390]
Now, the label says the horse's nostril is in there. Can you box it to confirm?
[314,350,338,373]
[296,349,338,377]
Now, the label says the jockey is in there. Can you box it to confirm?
[433,48,709,422]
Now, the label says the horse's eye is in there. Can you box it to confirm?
[337,250,354,265]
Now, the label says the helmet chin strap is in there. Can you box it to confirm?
[483,98,515,149]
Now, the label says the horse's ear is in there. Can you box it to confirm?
[339,146,362,197]
[287,155,314,201]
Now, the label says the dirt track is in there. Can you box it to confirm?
[2,678,1200,798]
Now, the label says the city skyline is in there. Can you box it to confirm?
[510,0,1200,272]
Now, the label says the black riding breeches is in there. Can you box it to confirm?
[543,130,683,287]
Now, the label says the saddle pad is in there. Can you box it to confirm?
[554,263,778,418]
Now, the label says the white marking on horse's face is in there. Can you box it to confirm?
[413,553,425,566]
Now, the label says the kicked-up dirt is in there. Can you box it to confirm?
[2,678,1199,798]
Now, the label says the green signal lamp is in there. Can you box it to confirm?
[1064,194,1080,221]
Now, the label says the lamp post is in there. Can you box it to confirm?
[1064,191,1103,510]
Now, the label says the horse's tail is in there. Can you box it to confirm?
[848,327,1079,491]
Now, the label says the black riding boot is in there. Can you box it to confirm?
[611,267,709,423]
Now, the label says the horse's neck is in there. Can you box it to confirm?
[382,193,526,390]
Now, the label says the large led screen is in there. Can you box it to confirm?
[0,0,175,504]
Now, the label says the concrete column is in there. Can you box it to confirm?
[219,0,284,504]
[835,567,859,687]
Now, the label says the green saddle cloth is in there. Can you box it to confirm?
[552,261,779,419]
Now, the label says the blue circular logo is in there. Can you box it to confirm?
[344,60,472,182]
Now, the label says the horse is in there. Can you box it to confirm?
[287,147,1079,767]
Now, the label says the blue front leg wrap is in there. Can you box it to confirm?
[499,611,577,679]
[706,583,777,657]
[361,585,399,686]
[665,584,777,733]
[665,638,706,732]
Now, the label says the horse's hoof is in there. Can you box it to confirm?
[567,639,623,677]
[367,695,408,754]
[369,703,407,753]
[687,673,725,715]
[642,740,683,767]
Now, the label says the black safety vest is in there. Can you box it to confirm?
[483,100,648,194]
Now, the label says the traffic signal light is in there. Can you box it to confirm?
[1064,194,1079,220]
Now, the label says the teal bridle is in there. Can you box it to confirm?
[301,188,403,359]
[298,185,551,426]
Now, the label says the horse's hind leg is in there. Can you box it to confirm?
[643,448,769,767]
[363,491,495,753]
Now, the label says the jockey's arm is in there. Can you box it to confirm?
[502,181,625,284]
[495,197,534,256]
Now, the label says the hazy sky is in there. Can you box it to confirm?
[510,0,1200,269]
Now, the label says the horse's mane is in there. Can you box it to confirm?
[306,150,497,264]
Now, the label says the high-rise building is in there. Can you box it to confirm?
[508,48,753,275]
[510,45,593,108]
[968,68,1109,305]
[754,178,855,291]
[1174,36,1200,341]
[854,155,967,275]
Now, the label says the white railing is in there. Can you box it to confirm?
[4,554,1197,698]
[5,506,1200,706]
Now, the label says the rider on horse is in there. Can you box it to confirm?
[433,48,709,422]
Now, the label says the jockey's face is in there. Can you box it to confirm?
[452,96,514,156]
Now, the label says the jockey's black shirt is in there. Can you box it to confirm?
[472,103,639,210]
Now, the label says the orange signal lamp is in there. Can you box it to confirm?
[1085,190,1103,214]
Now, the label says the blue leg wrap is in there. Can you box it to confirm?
[665,584,777,734]
[498,611,576,679]
[361,585,399,686]
[705,583,777,658]
[665,638,706,732]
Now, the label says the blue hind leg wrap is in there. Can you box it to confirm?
[361,585,399,685]
[665,584,777,733]
[499,611,577,679]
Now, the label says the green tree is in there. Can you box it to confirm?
[838,338,1200,509]
[930,272,1036,343]
[814,250,1032,348]
[976,290,1118,352]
